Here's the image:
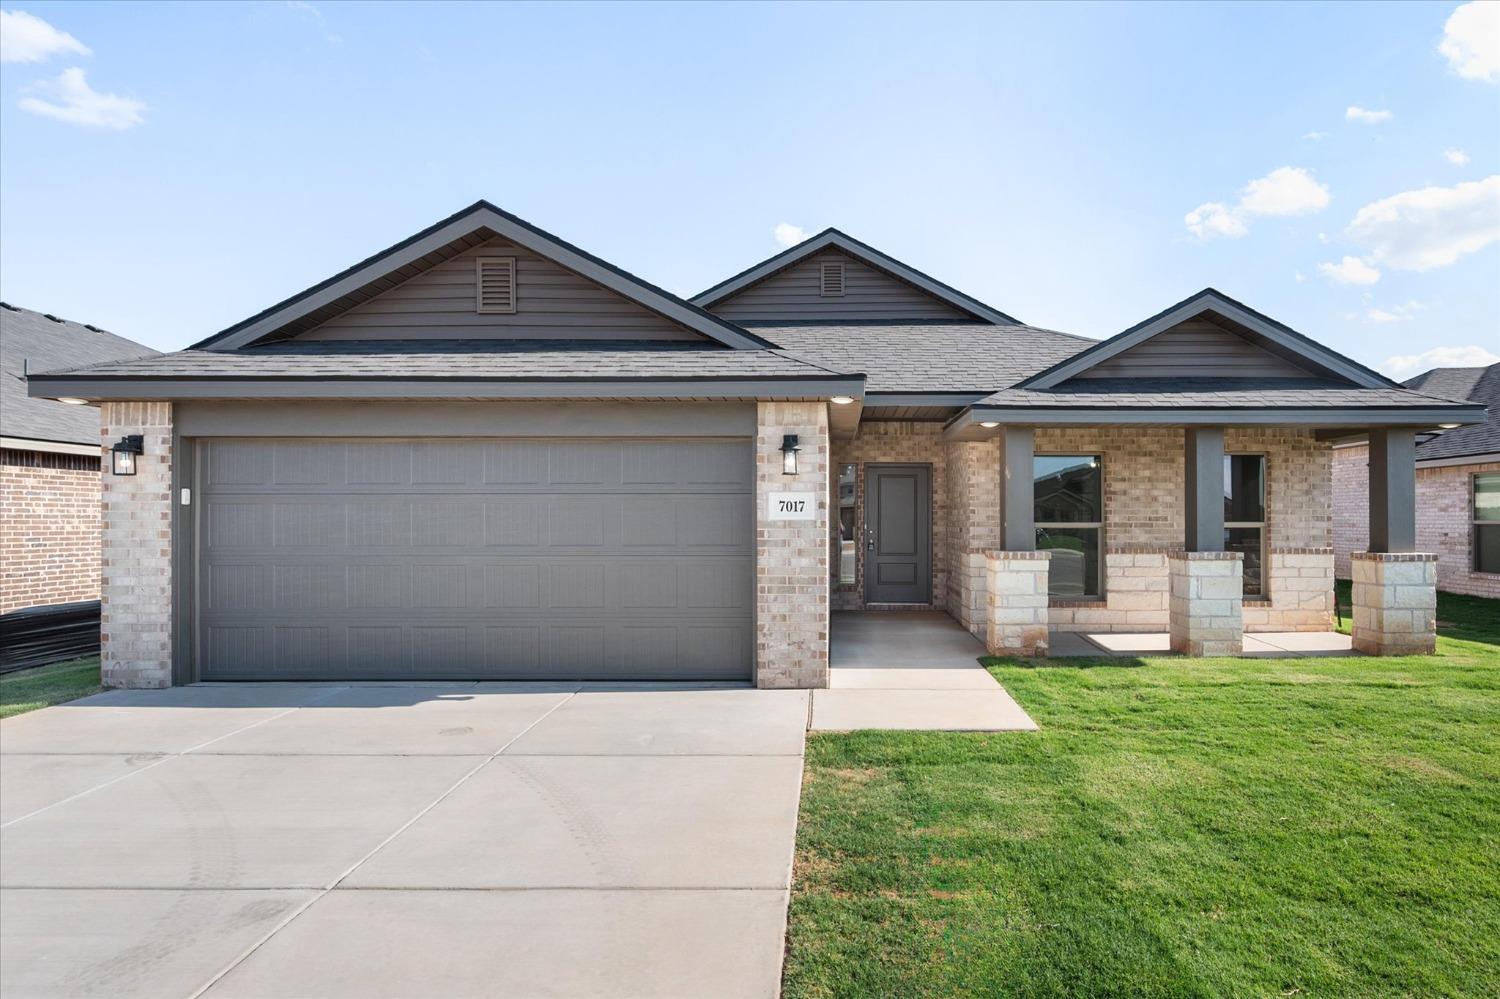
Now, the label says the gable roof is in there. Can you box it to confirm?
[192,201,772,352]
[1017,288,1398,391]
[691,229,1021,325]
[1411,363,1500,461]
[1,303,158,446]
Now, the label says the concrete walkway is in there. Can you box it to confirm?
[814,612,1038,731]
[0,683,808,999]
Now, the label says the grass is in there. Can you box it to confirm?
[0,656,102,719]
[785,591,1500,998]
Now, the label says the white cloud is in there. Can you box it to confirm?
[17,67,145,129]
[1239,166,1332,216]
[0,9,90,62]
[1444,147,1471,166]
[773,222,809,248]
[1303,131,1328,140]
[1439,1,1499,82]
[285,0,342,44]
[1318,256,1382,285]
[1381,344,1500,378]
[1346,106,1394,124]
[1185,167,1330,239]
[1344,175,1500,270]
[1294,271,1306,283]
[1364,300,1424,324]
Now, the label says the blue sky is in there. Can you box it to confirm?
[1,1,1496,377]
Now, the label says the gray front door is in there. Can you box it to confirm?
[864,464,932,604]
[194,438,753,681]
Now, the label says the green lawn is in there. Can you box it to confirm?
[786,592,1500,998]
[0,656,102,719]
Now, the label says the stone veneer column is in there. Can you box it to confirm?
[1350,552,1437,655]
[1168,551,1243,656]
[755,401,830,689]
[100,402,174,688]
[983,550,1050,656]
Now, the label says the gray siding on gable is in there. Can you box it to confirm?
[1072,319,1318,380]
[708,249,971,323]
[297,238,704,342]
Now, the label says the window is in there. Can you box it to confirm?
[1224,454,1265,596]
[1475,474,1500,574]
[1035,455,1102,597]
[835,463,857,585]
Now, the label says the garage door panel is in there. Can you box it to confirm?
[197,439,752,681]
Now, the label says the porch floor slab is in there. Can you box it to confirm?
[816,612,1037,731]
[1045,631,1355,658]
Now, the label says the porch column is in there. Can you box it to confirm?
[1001,427,1035,551]
[1170,427,1242,655]
[982,428,1049,655]
[1352,428,1436,655]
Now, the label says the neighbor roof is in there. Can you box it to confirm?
[691,229,1022,325]
[1410,363,1500,461]
[754,322,1092,392]
[1,303,157,446]
[191,201,773,352]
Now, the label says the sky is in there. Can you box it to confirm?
[1,0,1497,379]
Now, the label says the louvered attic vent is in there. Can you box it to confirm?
[476,256,517,314]
[819,259,846,297]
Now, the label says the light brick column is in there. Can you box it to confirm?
[956,549,989,637]
[1168,551,1243,656]
[1350,552,1437,655]
[755,401,830,689]
[100,402,174,688]
[983,550,1050,656]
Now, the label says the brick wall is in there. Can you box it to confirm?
[756,401,830,689]
[1333,444,1500,599]
[829,422,950,610]
[0,455,102,614]
[944,439,1001,633]
[1039,426,1332,632]
[99,402,174,689]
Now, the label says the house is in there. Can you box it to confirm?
[26,202,1486,688]
[2,305,158,666]
[1333,363,1500,599]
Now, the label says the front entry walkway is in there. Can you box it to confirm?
[0,683,807,999]
[815,612,1038,731]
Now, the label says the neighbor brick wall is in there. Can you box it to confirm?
[0,453,102,614]
[99,402,174,689]
[1333,444,1499,599]
[829,422,949,610]
[1039,426,1333,632]
[756,401,830,689]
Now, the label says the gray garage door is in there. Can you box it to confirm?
[195,439,753,681]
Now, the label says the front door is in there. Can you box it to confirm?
[864,464,932,604]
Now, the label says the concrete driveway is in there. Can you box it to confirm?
[0,682,809,999]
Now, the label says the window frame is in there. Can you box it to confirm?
[1224,452,1267,598]
[1034,452,1104,600]
[1473,472,1500,575]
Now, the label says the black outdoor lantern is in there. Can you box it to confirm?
[780,434,801,476]
[111,435,144,476]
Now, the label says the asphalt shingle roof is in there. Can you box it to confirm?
[34,339,851,381]
[1,304,157,445]
[1409,363,1500,460]
[976,377,1473,410]
[751,323,1093,392]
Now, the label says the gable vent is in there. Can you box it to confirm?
[476,257,518,314]
[819,259,846,297]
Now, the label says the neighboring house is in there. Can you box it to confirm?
[1333,364,1500,599]
[1,304,158,616]
[27,202,1485,689]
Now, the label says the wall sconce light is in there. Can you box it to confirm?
[111,435,144,476]
[781,434,801,475]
